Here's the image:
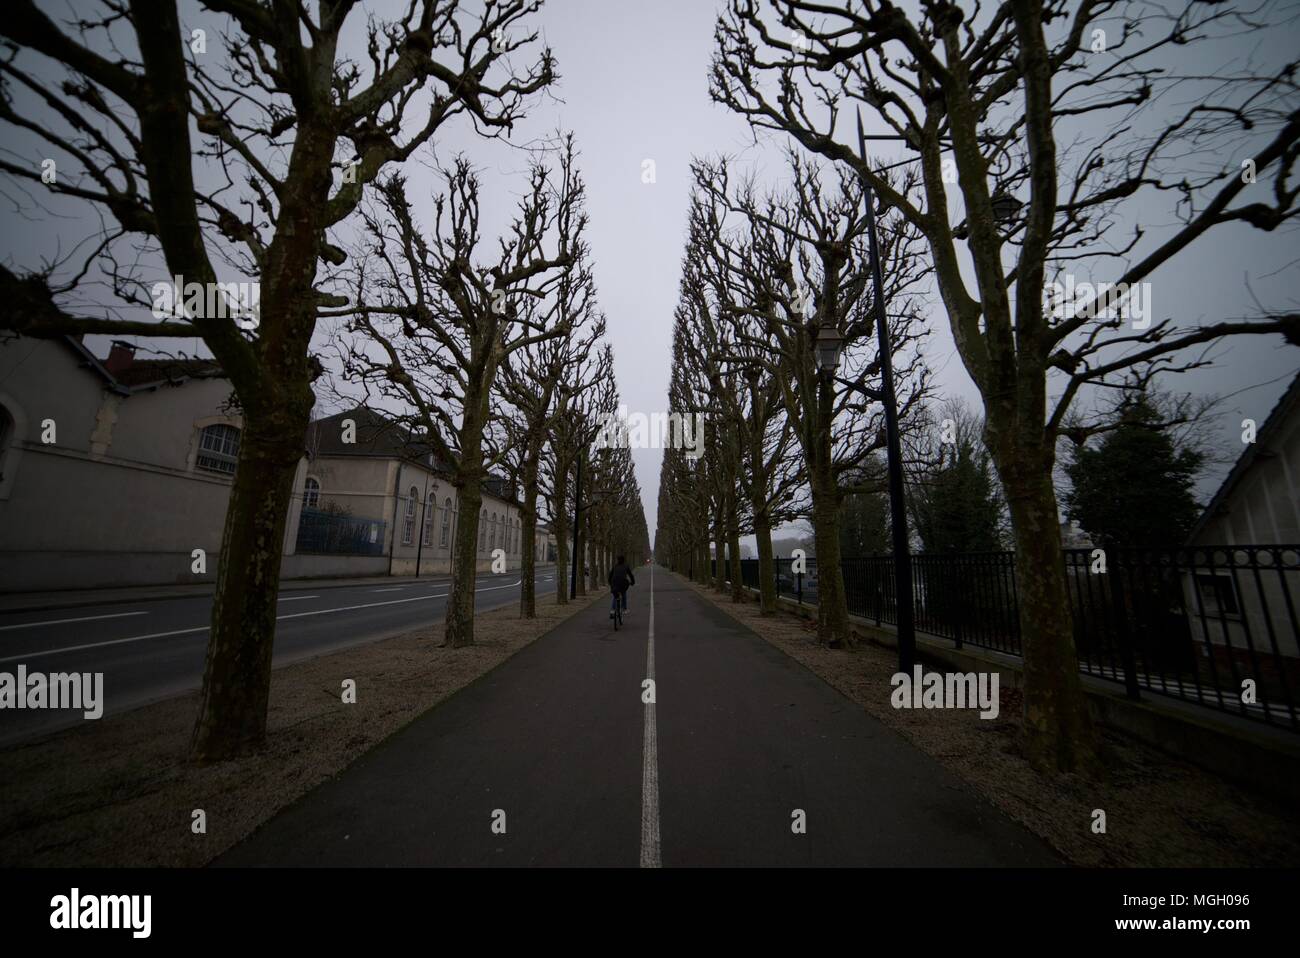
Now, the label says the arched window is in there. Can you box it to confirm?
[440,497,453,547]
[196,423,241,475]
[302,477,320,511]
[422,491,435,546]
[402,485,418,545]
[490,512,498,552]
[479,510,487,553]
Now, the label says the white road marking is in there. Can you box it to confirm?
[0,610,148,632]
[0,578,526,662]
[369,587,407,593]
[640,563,661,868]
[277,595,319,602]
[0,625,208,663]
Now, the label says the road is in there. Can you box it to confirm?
[218,566,1060,867]
[0,567,557,745]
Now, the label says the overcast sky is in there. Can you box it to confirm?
[1,0,1296,543]
[453,0,1300,538]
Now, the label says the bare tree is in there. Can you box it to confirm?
[497,273,603,617]
[337,140,585,647]
[687,153,931,646]
[712,0,1300,771]
[544,339,611,603]
[0,0,554,760]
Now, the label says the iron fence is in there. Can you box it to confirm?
[715,546,1299,730]
[296,509,387,556]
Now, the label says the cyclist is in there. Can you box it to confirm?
[608,554,636,619]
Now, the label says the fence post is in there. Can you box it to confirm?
[1109,561,1142,701]
[953,562,964,650]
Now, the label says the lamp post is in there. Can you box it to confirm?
[855,109,916,673]
[849,111,1024,669]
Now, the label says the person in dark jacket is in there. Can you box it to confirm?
[608,555,635,618]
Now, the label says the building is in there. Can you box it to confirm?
[534,522,558,564]
[0,337,246,591]
[0,336,553,592]
[287,408,529,578]
[1183,372,1300,679]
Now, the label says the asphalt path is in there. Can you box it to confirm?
[217,566,1061,867]
[0,567,556,745]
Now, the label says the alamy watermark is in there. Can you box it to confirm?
[890,665,1000,720]
[151,274,260,330]
[50,889,151,938]
[0,666,103,719]
[594,405,705,459]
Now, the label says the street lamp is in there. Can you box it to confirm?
[814,324,844,372]
[856,109,917,673]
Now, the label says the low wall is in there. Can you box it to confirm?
[0,551,214,591]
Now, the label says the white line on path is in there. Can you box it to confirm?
[369,587,407,593]
[0,578,525,664]
[0,611,148,632]
[277,595,319,602]
[640,563,661,868]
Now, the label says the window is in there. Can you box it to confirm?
[440,498,453,547]
[479,510,487,553]
[490,512,498,552]
[302,477,320,510]
[422,492,435,546]
[1195,573,1241,618]
[196,423,240,475]
[402,486,417,545]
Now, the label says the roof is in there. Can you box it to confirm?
[112,357,223,388]
[56,336,224,392]
[308,407,442,464]
[308,406,522,508]
[1188,371,1300,543]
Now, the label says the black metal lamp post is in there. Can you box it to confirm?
[855,109,916,672]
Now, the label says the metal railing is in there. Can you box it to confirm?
[296,509,387,556]
[713,546,1300,730]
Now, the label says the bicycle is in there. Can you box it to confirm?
[611,590,625,631]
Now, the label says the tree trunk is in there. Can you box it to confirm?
[190,407,307,761]
[445,480,482,648]
[574,493,586,597]
[810,462,852,648]
[713,512,726,592]
[1005,469,1099,772]
[519,441,541,618]
[585,511,597,594]
[754,508,776,614]
[553,468,569,605]
[728,513,743,603]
